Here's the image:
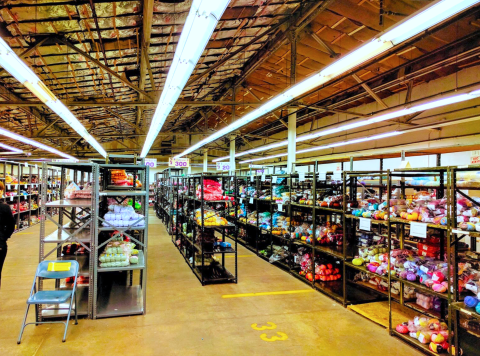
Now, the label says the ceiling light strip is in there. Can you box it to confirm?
[0,142,23,154]
[140,0,231,158]
[214,83,480,162]
[0,127,77,160]
[177,0,480,159]
[238,132,403,164]
[0,38,107,157]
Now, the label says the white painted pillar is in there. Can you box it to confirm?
[229,135,236,175]
[203,151,208,172]
[287,107,296,173]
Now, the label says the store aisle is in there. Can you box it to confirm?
[0,211,420,356]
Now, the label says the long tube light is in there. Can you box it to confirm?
[0,127,77,160]
[177,0,480,159]
[0,38,107,157]
[140,0,231,158]
[214,84,480,162]
[238,132,403,164]
[0,142,23,154]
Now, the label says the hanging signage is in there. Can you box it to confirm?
[52,158,77,163]
[471,150,480,165]
[169,157,189,168]
[216,162,231,171]
[145,158,157,168]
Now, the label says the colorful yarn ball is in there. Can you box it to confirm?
[464,296,479,308]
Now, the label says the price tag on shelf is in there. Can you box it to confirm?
[261,174,266,182]
[250,175,254,183]
[230,177,234,181]
[24,162,28,168]
[239,198,243,204]
[278,203,283,211]
[359,218,371,231]
[7,184,11,190]
[299,172,305,182]
[452,229,469,235]
[272,176,277,183]
[9,196,13,202]
[249,197,254,204]
[318,172,327,181]
[410,222,427,239]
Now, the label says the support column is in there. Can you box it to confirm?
[229,135,236,175]
[203,151,208,173]
[287,107,296,173]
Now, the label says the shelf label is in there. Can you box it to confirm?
[24,162,28,168]
[249,197,254,204]
[230,176,234,181]
[318,172,327,181]
[250,175,254,183]
[410,222,427,238]
[261,174,266,182]
[239,198,243,204]
[359,218,371,231]
[278,203,283,211]
[9,196,13,201]
[7,184,10,190]
[452,229,469,235]
[299,172,305,182]
[272,176,277,183]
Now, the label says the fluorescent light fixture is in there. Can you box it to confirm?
[177,0,480,159]
[0,127,77,160]
[217,84,480,163]
[0,142,23,154]
[0,37,106,157]
[380,0,480,45]
[238,132,403,164]
[140,0,231,158]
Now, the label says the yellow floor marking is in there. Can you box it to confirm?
[225,254,255,258]
[222,289,314,298]
[15,232,33,235]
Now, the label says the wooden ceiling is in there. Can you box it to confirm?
[0,0,479,159]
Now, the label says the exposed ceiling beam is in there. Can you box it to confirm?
[352,73,389,109]
[0,100,262,107]
[56,36,153,100]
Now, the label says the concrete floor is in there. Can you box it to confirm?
[0,210,421,356]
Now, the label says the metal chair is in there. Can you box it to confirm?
[17,260,79,344]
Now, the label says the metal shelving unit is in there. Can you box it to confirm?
[92,161,149,319]
[174,173,237,285]
[38,162,95,320]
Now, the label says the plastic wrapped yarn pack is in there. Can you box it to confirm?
[103,204,144,228]
[196,179,223,201]
[64,182,80,199]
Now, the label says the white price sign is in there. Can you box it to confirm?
[216,162,231,171]
[278,203,283,211]
[272,176,277,184]
[24,162,28,168]
[145,158,157,168]
[249,197,254,204]
[359,218,371,231]
[250,175,254,183]
[7,184,11,190]
[471,150,480,165]
[410,222,427,239]
[299,172,305,182]
[9,196,13,202]
[318,172,327,181]
[261,175,266,182]
[168,157,189,168]
[239,198,243,204]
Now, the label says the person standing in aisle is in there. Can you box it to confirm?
[0,182,15,288]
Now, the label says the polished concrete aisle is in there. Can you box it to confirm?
[0,211,421,356]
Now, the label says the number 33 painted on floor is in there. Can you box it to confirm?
[251,322,288,342]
